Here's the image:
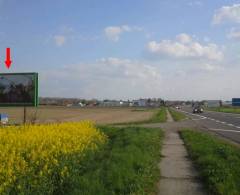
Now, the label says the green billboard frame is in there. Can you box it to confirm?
[0,72,38,107]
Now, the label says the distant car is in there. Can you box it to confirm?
[193,106,203,113]
[175,106,181,109]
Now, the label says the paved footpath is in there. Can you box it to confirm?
[157,109,206,195]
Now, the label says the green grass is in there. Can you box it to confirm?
[114,107,167,125]
[149,107,167,123]
[168,108,186,121]
[208,107,240,114]
[69,126,163,195]
[180,129,240,195]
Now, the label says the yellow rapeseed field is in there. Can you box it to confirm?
[0,121,107,194]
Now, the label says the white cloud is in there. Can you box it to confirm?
[53,35,66,47]
[176,33,192,44]
[200,63,223,72]
[213,4,240,24]
[41,57,162,99]
[98,57,160,80]
[104,25,142,42]
[227,28,240,39]
[39,52,240,100]
[160,68,239,100]
[104,26,124,42]
[147,33,223,61]
[52,26,75,46]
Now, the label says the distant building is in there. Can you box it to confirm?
[129,102,134,107]
[133,99,147,107]
[165,101,184,107]
[39,97,81,106]
[100,100,126,107]
[119,101,130,106]
[232,98,240,106]
[39,97,164,108]
[132,98,163,107]
[205,100,221,108]
[70,102,85,107]
[222,101,232,106]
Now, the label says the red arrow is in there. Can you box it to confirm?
[5,48,12,69]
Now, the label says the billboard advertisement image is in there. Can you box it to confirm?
[0,73,38,106]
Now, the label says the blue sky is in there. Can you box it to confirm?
[1,0,240,100]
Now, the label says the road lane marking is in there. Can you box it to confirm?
[209,128,240,133]
[180,109,240,129]
[205,110,240,117]
[179,110,206,119]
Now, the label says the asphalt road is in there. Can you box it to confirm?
[179,106,240,144]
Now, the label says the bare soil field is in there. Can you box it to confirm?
[0,106,155,124]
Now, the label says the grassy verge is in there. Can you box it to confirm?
[207,107,240,114]
[180,129,240,195]
[149,107,167,123]
[168,108,186,121]
[73,126,164,194]
[114,107,167,125]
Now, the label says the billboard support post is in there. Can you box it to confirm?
[23,106,27,124]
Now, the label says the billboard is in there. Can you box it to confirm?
[232,98,240,107]
[0,73,38,107]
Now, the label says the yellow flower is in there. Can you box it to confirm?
[0,121,107,193]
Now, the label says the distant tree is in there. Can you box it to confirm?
[81,99,87,104]
[160,100,165,106]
